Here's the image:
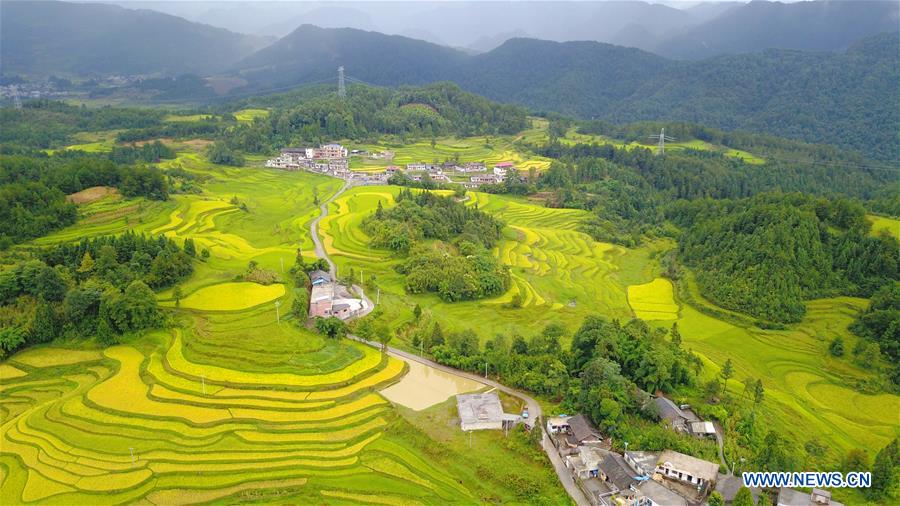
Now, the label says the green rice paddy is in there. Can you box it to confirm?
[1,142,567,504]
[318,184,899,461]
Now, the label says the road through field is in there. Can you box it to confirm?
[310,178,588,506]
[310,180,350,277]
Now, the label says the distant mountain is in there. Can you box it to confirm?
[232,26,899,160]
[0,1,269,77]
[655,0,900,59]
[235,25,468,88]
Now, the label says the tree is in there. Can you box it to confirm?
[31,297,56,344]
[173,286,183,308]
[77,251,95,276]
[375,323,393,352]
[670,322,682,348]
[733,487,754,506]
[413,303,422,321]
[183,238,196,257]
[841,448,870,474]
[867,438,898,500]
[708,491,724,506]
[753,379,765,408]
[96,316,116,346]
[704,378,721,402]
[315,317,347,339]
[122,280,161,331]
[721,358,734,397]
[804,437,827,470]
[756,431,794,472]
[829,336,845,356]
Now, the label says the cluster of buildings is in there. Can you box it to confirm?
[648,396,717,439]
[307,270,367,320]
[266,144,351,177]
[545,408,844,506]
[264,145,520,189]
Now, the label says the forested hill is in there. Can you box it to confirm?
[0,1,269,77]
[654,0,899,60]
[231,26,899,161]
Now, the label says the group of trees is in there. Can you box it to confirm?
[849,282,900,386]
[220,83,529,155]
[362,190,509,301]
[0,154,168,247]
[668,193,899,325]
[0,233,194,358]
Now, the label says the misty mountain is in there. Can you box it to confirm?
[654,0,900,59]
[232,25,898,160]
[0,1,269,77]
[235,25,468,87]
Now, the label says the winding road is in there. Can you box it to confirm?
[309,180,590,506]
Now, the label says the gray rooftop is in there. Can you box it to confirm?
[716,474,760,503]
[657,450,719,482]
[456,392,503,426]
[568,414,601,443]
[599,453,638,492]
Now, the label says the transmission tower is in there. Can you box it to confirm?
[11,86,22,110]
[337,66,346,99]
[648,127,675,155]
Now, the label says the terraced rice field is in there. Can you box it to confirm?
[233,109,270,123]
[664,284,900,455]
[627,278,679,320]
[176,282,286,311]
[320,186,638,338]
[2,142,567,503]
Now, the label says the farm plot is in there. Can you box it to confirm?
[627,278,679,320]
[176,282,285,311]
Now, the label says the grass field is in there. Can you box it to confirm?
[234,108,269,123]
[1,141,568,504]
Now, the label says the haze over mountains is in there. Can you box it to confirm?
[0,1,269,77]
[108,0,898,57]
[1,1,897,159]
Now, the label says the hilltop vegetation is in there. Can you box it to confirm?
[669,194,900,324]
[363,189,510,302]
[221,82,529,154]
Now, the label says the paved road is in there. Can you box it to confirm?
[309,181,350,277]
[309,177,589,506]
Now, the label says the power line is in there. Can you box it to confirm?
[337,66,346,99]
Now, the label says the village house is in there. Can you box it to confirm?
[653,450,719,499]
[777,487,844,506]
[566,445,603,480]
[310,270,331,286]
[406,162,427,171]
[493,161,515,180]
[385,165,402,175]
[308,279,366,321]
[624,451,660,477]
[563,414,604,449]
[546,415,572,434]
[317,143,348,159]
[598,452,639,496]
[456,392,519,431]
[647,396,716,438]
[470,174,501,186]
[461,162,487,172]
